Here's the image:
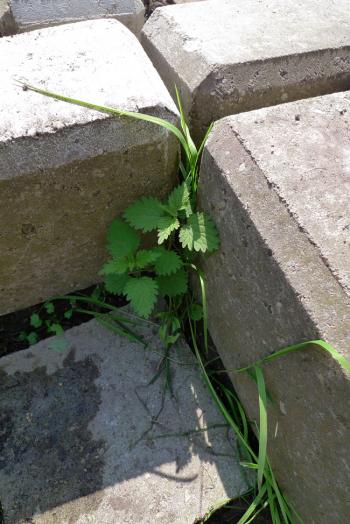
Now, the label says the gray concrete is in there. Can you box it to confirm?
[0,0,145,38]
[0,0,15,35]
[0,317,249,523]
[198,91,350,524]
[142,0,350,142]
[0,19,179,316]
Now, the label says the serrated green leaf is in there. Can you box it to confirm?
[124,277,158,318]
[44,302,55,314]
[100,258,129,275]
[134,250,161,269]
[156,268,188,297]
[64,309,73,320]
[179,212,219,253]
[189,303,203,321]
[104,273,129,295]
[154,249,182,276]
[48,323,64,336]
[158,216,180,244]
[124,197,165,233]
[30,313,42,328]
[107,218,140,258]
[167,183,191,214]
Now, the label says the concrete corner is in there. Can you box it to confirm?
[198,90,350,523]
[0,318,249,523]
[0,19,179,315]
[142,0,350,141]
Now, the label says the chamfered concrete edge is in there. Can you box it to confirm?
[2,0,145,37]
[198,116,350,523]
[200,116,350,357]
[142,5,350,141]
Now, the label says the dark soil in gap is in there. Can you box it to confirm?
[1,286,272,523]
[0,285,126,358]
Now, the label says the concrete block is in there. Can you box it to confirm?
[0,318,249,523]
[0,19,179,315]
[142,0,350,141]
[1,0,145,38]
[198,91,350,524]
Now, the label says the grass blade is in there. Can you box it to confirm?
[14,79,191,160]
[255,366,267,488]
[237,484,267,524]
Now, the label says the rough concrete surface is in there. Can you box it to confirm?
[198,91,350,524]
[0,318,249,523]
[1,0,145,37]
[142,0,350,141]
[0,19,179,315]
[0,0,15,35]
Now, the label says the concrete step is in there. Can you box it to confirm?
[198,90,350,524]
[0,0,145,38]
[0,19,179,316]
[142,0,350,141]
[0,318,249,523]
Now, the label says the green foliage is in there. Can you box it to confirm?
[107,218,140,258]
[100,179,219,318]
[179,212,220,253]
[124,277,158,318]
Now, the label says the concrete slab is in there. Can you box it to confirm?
[142,0,350,141]
[1,0,145,38]
[0,318,249,523]
[0,19,179,315]
[198,91,350,524]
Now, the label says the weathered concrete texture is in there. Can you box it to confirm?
[198,91,350,524]
[1,0,145,38]
[0,19,179,316]
[0,0,15,35]
[0,318,249,523]
[142,0,350,142]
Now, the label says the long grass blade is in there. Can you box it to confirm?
[255,366,267,488]
[14,79,191,160]
[237,339,350,377]
[237,484,267,524]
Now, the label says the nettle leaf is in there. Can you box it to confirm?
[135,249,161,269]
[154,248,182,276]
[104,273,129,295]
[179,212,219,253]
[100,257,129,275]
[167,183,191,214]
[124,197,165,232]
[44,302,55,314]
[158,216,180,244]
[124,276,158,318]
[156,268,188,297]
[30,313,42,328]
[189,303,203,321]
[107,218,140,258]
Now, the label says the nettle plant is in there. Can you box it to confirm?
[100,183,218,324]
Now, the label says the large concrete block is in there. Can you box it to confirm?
[0,318,249,523]
[0,0,145,38]
[198,91,350,523]
[0,19,179,315]
[142,0,350,141]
